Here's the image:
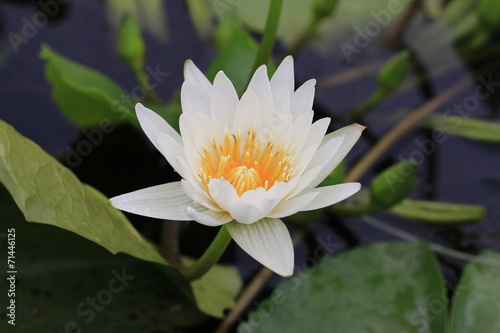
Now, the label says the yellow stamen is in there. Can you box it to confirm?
[198,128,294,196]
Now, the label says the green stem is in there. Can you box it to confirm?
[342,88,387,120]
[182,225,232,281]
[251,0,283,73]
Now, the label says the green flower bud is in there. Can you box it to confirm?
[313,0,340,19]
[378,50,410,93]
[117,12,146,72]
[370,160,416,208]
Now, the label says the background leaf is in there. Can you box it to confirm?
[184,257,242,318]
[0,186,205,332]
[0,119,165,265]
[240,241,446,333]
[40,44,138,129]
[449,250,500,333]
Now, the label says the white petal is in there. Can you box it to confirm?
[289,110,313,156]
[302,134,344,179]
[186,206,232,226]
[136,104,182,148]
[294,117,331,175]
[232,89,261,131]
[226,218,294,276]
[302,183,361,211]
[248,65,273,117]
[283,164,324,200]
[109,182,194,220]
[268,192,319,218]
[211,71,239,133]
[180,81,210,116]
[179,109,214,148]
[184,60,212,99]
[306,124,365,189]
[270,55,294,100]
[155,132,185,171]
[208,178,239,213]
[181,179,221,211]
[291,79,316,116]
[228,180,298,224]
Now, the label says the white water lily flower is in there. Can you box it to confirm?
[110,56,364,277]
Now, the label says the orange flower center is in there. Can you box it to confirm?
[198,129,294,196]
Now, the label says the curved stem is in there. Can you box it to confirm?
[182,225,232,281]
[251,0,283,73]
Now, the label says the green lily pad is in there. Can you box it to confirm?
[240,241,446,333]
[449,250,500,333]
[0,187,205,332]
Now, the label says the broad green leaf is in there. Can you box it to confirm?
[370,160,416,208]
[0,119,165,265]
[0,188,205,332]
[240,241,446,333]
[40,44,138,128]
[184,258,242,318]
[449,250,500,333]
[390,199,485,224]
[427,114,500,143]
[206,27,260,95]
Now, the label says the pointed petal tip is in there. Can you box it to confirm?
[350,123,367,131]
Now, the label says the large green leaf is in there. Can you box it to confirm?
[184,258,242,318]
[240,241,446,333]
[40,44,138,128]
[427,114,500,143]
[206,26,259,95]
[390,199,485,224]
[0,187,205,332]
[449,250,500,333]
[0,119,165,265]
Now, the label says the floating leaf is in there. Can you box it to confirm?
[184,257,242,318]
[240,241,446,333]
[390,199,485,224]
[40,44,138,129]
[449,250,500,333]
[0,187,205,332]
[427,114,500,143]
[0,119,165,264]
